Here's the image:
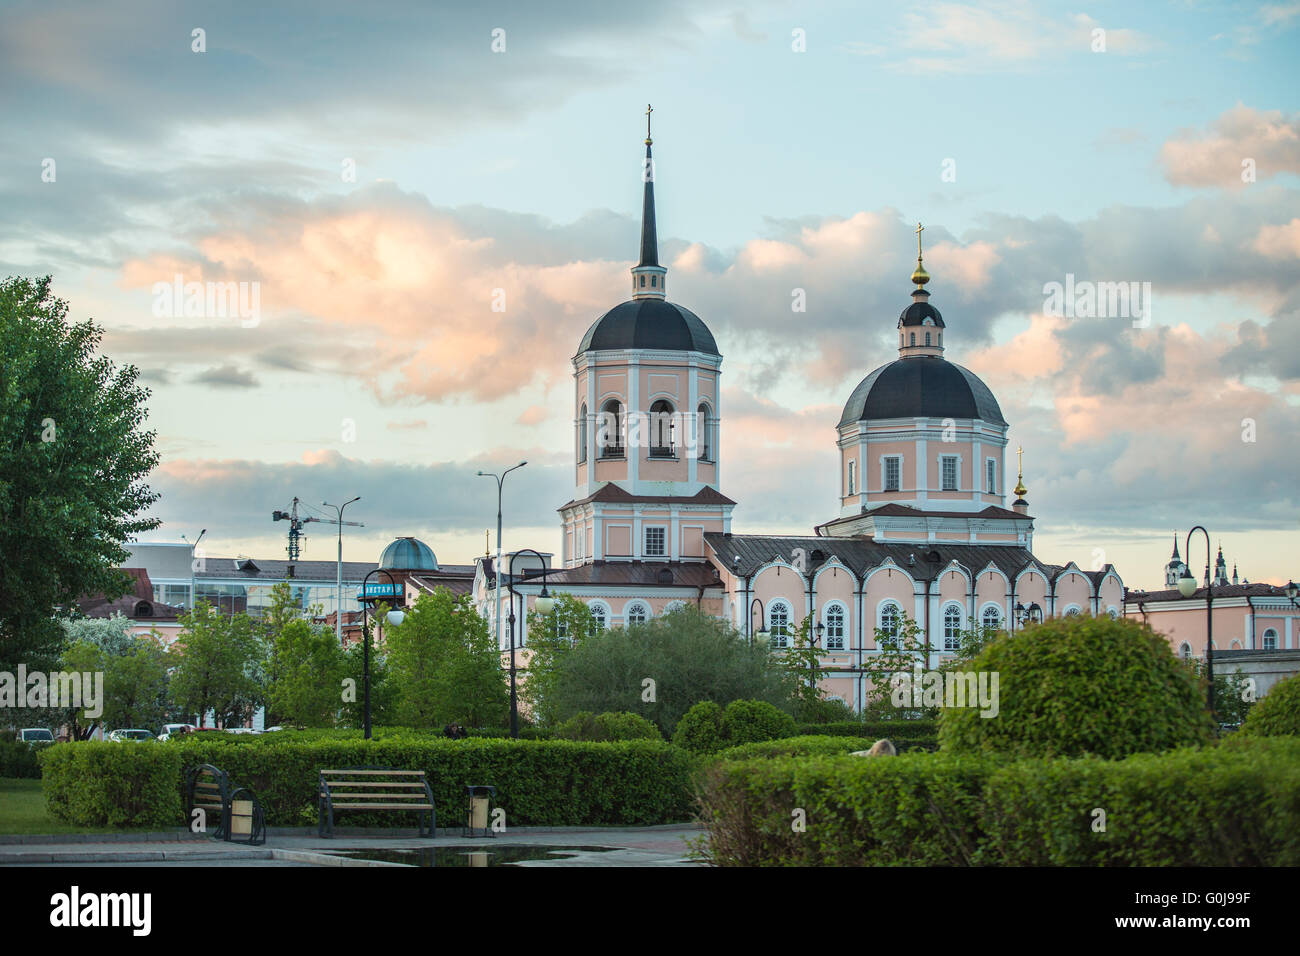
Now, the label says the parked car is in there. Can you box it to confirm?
[19,728,55,745]
[108,728,156,742]
[159,723,197,738]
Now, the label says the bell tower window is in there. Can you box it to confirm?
[599,400,624,458]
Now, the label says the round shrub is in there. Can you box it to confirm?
[1239,673,1300,737]
[672,701,727,754]
[722,699,796,746]
[555,711,662,742]
[938,615,1215,759]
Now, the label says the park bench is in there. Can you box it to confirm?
[317,767,436,837]
[185,764,266,846]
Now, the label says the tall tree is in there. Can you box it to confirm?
[0,276,160,672]
[268,619,345,727]
[524,593,597,725]
[168,602,262,727]
[385,588,508,729]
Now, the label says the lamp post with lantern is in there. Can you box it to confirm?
[1176,525,1214,717]
[505,548,554,739]
[358,567,406,741]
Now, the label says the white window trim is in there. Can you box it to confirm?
[588,600,610,630]
[875,598,903,646]
[985,457,997,495]
[768,600,793,647]
[940,454,961,492]
[978,602,1003,630]
[822,601,847,650]
[643,525,667,558]
[847,459,856,496]
[623,600,652,624]
[881,455,903,493]
[1062,604,1083,617]
[942,602,963,650]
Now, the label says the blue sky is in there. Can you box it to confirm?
[2,0,1297,589]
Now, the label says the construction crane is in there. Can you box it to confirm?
[272,496,364,641]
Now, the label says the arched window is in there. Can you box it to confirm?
[1107,608,1119,620]
[649,400,674,457]
[639,275,645,287]
[663,600,686,615]
[943,604,962,651]
[824,603,846,650]
[981,605,1002,632]
[1064,607,1081,617]
[925,331,931,346]
[599,400,623,457]
[577,403,587,463]
[625,601,649,626]
[590,604,608,631]
[650,275,657,287]
[1179,641,1191,659]
[847,459,856,496]
[1263,628,1278,650]
[878,601,901,649]
[697,403,712,461]
[768,600,792,649]
[909,332,916,346]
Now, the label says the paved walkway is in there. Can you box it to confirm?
[0,825,707,867]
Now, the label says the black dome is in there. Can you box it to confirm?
[839,359,1005,426]
[899,301,944,328]
[578,299,719,356]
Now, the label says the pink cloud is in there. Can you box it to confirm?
[1160,105,1300,189]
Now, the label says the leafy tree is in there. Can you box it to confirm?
[524,593,597,725]
[778,616,826,720]
[1238,672,1300,737]
[384,588,508,728]
[939,614,1216,759]
[168,602,263,727]
[339,640,394,729]
[100,637,171,731]
[862,612,935,719]
[1181,658,1255,728]
[268,619,345,727]
[0,276,160,673]
[548,606,790,736]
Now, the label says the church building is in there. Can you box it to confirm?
[481,115,1125,711]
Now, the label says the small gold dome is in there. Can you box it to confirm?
[911,262,930,287]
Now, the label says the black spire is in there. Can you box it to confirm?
[639,107,658,267]
[630,104,667,301]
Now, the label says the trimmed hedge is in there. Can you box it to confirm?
[697,737,1300,866]
[166,736,692,827]
[0,739,45,778]
[554,711,663,742]
[716,735,878,761]
[39,743,182,829]
[794,720,939,741]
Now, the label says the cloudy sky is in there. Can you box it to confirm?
[3,0,1297,590]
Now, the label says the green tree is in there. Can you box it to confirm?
[339,640,394,729]
[169,602,263,727]
[548,606,790,736]
[0,276,160,673]
[524,593,597,725]
[268,619,345,727]
[384,588,508,728]
[862,612,935,719]
[1238,672,1300,737]
[778,616,826,721]
[1182,658,1255,728]
[100,638,171,731]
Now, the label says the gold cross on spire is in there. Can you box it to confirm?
[916,222,924,259]
[910,221,930,287]
[645,103,653,145]
[1013,445,1028,498]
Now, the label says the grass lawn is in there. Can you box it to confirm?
[0,777,133,836]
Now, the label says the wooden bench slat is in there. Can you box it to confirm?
[321,769,426,776]
[322,793,428,800]
[329,803,432,810]
[321,782,426,789]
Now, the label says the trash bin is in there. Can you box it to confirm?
[464,785,497,838]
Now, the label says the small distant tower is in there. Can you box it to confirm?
[1213,545,1229,587]
[1164,533,1186,588]
[1232,563,1239,586]
[1012,446,1029,516]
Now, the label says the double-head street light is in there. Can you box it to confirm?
[504,548,553,739]
[359,567,406,740]
[322,496,361,643]
[1014,602,1043,629]
[1176,525,1214,717]
[477,462,527,659]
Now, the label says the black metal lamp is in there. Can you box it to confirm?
[505,549,552,739]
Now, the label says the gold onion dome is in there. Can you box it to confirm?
[911,222,930,287]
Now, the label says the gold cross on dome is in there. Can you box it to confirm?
[1017,445,1023,473]
[645,104,653,144]
[916,222,924,258]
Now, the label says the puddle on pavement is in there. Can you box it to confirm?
[327,844,616,866]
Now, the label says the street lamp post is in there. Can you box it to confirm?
[1014,602,1043,629]
[183,528,206,611]
[359,568,406,740]
[322,496,360,643]
[504,548,554,739]
[477,462,527,661]
[1177,526,1214,718]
